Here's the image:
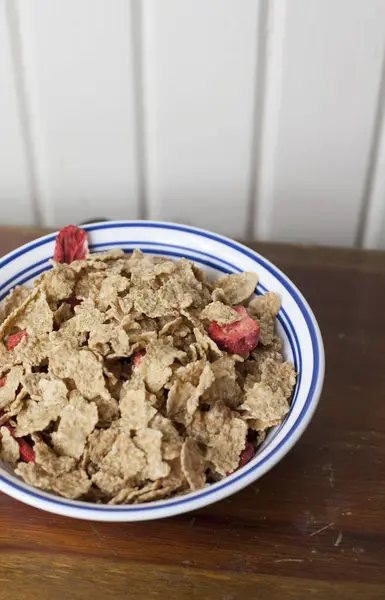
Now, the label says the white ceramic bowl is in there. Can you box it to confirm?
[0,221,324,521]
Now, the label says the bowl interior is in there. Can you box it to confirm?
[0,222,323,520]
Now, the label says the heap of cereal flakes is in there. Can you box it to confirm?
[0,225,296,504]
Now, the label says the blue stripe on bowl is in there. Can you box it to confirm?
[0,222,321,514]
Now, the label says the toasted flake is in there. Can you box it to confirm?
[64,299,105,333]
[200,301,241,325]
[260,358,296,399]
[203,355,243,408]
[0,287,40,339]
[93,431,146,494]
[248,292,281,317]
[74,271,104,299]
[158,457,187,489]
[257,314,275,346]
[186,363,214,415]
[15,379,68,437]
[13,334,51,367]
[181,438,205,490]
[240,382,290,426]
[129,251,176,284]
[134,483,179,503]
[135,428,170,480]
[16,462,53,491]
[91,470,127,495]
[38,265,76,304]
[205,415,247,476]
[16,290,53,336]
[97,274,130,311]
[193,327,222,358]
[109,481,163,505]
[49,338,109,400]
[131,286,179,319]
[0,394,24,425]
[0,366,23,409]
[120,376,157,431]
[53,469,91,499]
[52,392,98,459]
[132,260,204,318]
[167,361,214,423]
[0,426,19,464]
[86,248,125,262]
[158,316,184,337]
[34,437,75,476]
[138,337,185,394]
[215,272,258,305]
[150,414,182,460]
[87,425,120,465]
[1,286,31,320]
[88,324,130,357]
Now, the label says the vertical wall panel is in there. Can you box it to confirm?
[143,0,260,238]
[254,0,385,247]
[361,69,385,249]
[15,0,140,226]
[0,0,34,225]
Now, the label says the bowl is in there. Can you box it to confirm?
[0,221,324,520]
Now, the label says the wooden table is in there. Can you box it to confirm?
[0,227,384,600]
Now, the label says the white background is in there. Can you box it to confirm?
[1,0,385,248]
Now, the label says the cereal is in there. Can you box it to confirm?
[138,337,185,394]
[240,382,290,428]
[1,286,31,320]
[167,360,214,424]
[51,392,98,459]
[214,272,258,304]
[15,379,68,437]
[200,301,241,325]
[134,428,170,480]
[120,376,157,430]
[0,426,20,464]
[0,365,23,409]
[0,225,297,502]
[181,437,205,490]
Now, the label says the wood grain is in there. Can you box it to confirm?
[0,228,384,599]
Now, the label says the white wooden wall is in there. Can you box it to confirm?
[1,0,385,248]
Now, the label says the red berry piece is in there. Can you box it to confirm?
[54,225,89,264]
[17,438,36,463]
[133,349,146,368]
[208,306,260,354]
[238,441,255,469]
[7,329,28,351]
[0,377,6,387]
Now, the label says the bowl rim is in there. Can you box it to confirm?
[0,220,325,520]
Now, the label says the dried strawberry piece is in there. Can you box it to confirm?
[54,225,89,264]
[133,349,146,368]
[7,329,28,351]
[0,378,6,387]
[2,423,35,462]
[17,438,36,463]
[238,441,255,469]
[208,306,260,354]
